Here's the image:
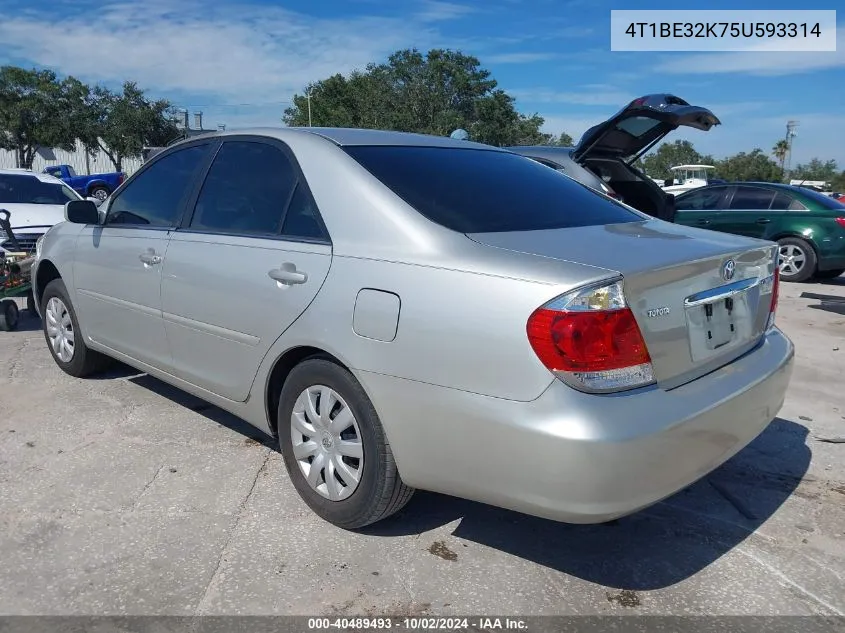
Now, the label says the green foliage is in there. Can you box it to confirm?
[790,158,838,184]
[0,66,179,171]
[713,149,783,182]
[0,66,91,168]
[283,48,566,147]
[86,82,180,171]
[639,140,715,180]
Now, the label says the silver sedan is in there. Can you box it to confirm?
[31,128,794,529]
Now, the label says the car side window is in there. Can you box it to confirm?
[281,183,328,241]
[190,141,297,236]
[106,145,208,227]
[675,187,726,211]
[728,187,775,210]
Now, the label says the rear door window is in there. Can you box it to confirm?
[728,187,776,210]
[344,146,640,233]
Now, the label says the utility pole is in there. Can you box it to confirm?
[306,87,312,127]
[785,120,799,179]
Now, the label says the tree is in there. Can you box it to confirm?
[0,66,89,168]
[790,158,838,184]
[283,48,549,146]
[714,149,782,182]
[638,140,715,180]
[86,82,180,172]
[772,139,789,173]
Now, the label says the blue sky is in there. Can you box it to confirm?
[0,0,843,165]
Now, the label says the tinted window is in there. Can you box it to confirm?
[729,187,775,210]
[771,192,795,210]
[675,187,727,211]
[281,184,327,240]
[0,175,78,205]
[107,145,207,226]
[345,146,640,233]
[190,141,297,235]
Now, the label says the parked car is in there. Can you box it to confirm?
[507,94,721,222]
[674,182,845,282]
[0,169,93,254]
[42,164,126,201]
[32,128,792,529]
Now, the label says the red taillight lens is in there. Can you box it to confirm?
[835,218,845,229]
[527,308,651,372]
[526,279,655,392]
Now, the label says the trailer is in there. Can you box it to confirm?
[0,209,37,331]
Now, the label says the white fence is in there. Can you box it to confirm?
[0,139,143,176]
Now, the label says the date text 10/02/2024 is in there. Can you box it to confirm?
[308,617,529,630]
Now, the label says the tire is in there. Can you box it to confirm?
[40,279,112,377]
[278,358,414,529]
[0,299,19,331]
[815,269,844,280]
[777,237,816,283]
[89,186,110,201]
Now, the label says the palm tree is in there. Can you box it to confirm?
[773,139,790,173]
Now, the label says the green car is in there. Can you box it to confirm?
[674,182,845,282]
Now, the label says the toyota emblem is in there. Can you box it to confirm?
[722,259,736,281]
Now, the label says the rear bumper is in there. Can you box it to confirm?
[358,328,794,523]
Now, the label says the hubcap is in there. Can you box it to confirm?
[778,244,806,277]
[290,385,364,501]
[45,297,75,363]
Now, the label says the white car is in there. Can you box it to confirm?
[0,169,93,253]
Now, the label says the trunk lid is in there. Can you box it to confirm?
[572,94,720,162]
[468,220,777,390]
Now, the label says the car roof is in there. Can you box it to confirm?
[178,126,504,151]
[0,168,66,185]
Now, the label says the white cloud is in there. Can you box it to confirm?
[658,26,845,76]
[415,1,475,22]
[487,52,558,64]
[0,0,440,103]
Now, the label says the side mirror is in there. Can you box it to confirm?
[65,200,100,225]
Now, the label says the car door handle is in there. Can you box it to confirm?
[756,218,771,224]
[139,249,162,265]
[696,219,711,226]
[268,263,308,285]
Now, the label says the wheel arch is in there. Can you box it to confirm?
[264,345,348,439]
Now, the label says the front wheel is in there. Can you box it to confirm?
[40,279,112,377]
[777,237,816,283]
[278,358,414,529]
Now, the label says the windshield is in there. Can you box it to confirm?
[345,146,641,233]
[0,175,79,205]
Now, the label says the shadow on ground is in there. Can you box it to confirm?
[119,370,811,592]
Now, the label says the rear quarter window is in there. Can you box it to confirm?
[344,146,641,233]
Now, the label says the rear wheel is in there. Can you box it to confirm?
[777,237,816,283]
[278,358,414,529]
[41,279,112,377]
[0,299,19,331]
[815,269,844,280]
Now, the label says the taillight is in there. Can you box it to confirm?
[526,279,655,393]
[835,218,845,229]
[760,266,779,330]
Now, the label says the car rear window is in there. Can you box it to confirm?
[344,146,641,233]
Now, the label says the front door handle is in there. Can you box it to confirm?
[139,249,162,266]
[756,218,771,224]
[268,262,308,285]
